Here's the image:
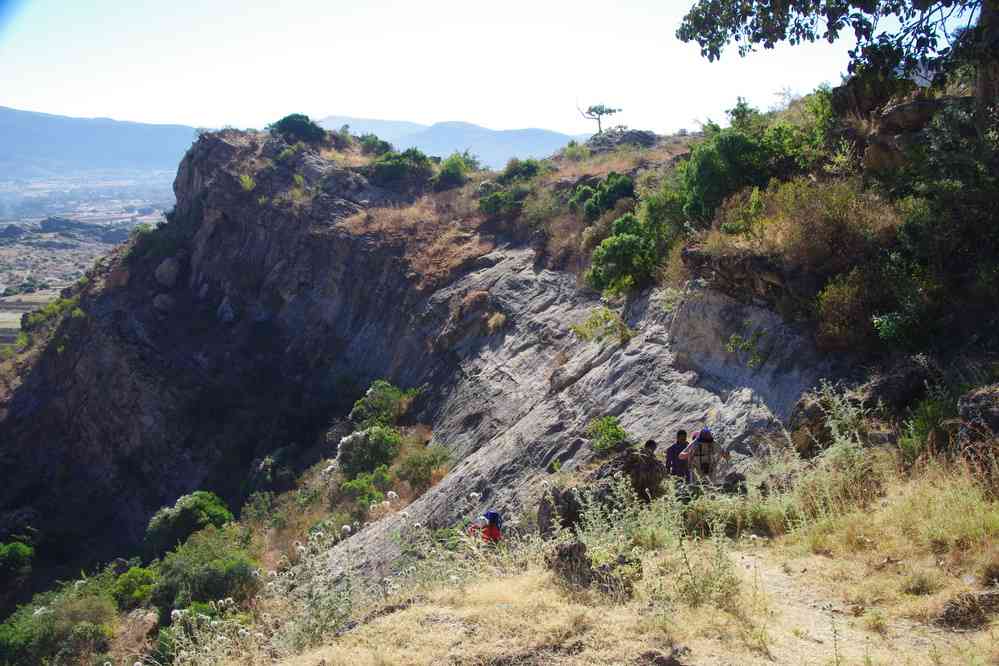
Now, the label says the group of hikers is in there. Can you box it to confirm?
[467,427,726,545]
[654,426,729,484]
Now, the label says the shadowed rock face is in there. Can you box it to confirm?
[0,129,842,597]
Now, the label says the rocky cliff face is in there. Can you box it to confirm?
[0,130,842,586]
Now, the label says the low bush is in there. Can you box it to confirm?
[497,157,543,184]
[0,541,32,581]
[144,490,234,558]
[349,380,414,428]
[563,140,591,161]
[570,172,634,221]
[586,416,632,453]
[585,213,658,293]
[359,133,393,156]
[432,152,472,191]
[0,574,117,664]
[22,296,84,331]
[479,186,529,218]
[337,425,402,479]
[112,565,158,610]
[396,445,451,492]
[340,464,393,509]
[571,307,633,345]
[371,148,434,188]
[152,526,259,620]
[267,113,326,144]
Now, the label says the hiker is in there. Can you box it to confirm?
[665,429,690,481]
[482,510,503,543]
[467,512,503,543]
[679,427,729,483]
[643,438,659,454]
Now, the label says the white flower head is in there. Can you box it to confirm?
[342,524,352,534]
[413,522,422,529]
[387,491,398,501]
[468,492,480,501]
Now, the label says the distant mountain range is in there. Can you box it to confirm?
[320,115,588,169]
[0,106,197,179]
[0,107,588,180]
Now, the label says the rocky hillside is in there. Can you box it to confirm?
[0,127,842,589]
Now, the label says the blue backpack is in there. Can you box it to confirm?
[484,510,503,529]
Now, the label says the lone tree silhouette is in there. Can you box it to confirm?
[578,104,621,134]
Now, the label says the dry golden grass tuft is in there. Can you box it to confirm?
[338,189,494,290]
[545,139,694,184]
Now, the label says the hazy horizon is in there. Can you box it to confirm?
[0,0,856,135]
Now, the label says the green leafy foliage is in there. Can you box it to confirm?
[570,172,635,221]
[338,425,402,479]
[112,566,158,610]
[152,526,259,620]
[22,296,84,331]
[358,133,393,156]
[340,464,393,508]
[144,491,234,558]
[371,148,434,188]
[239,174,256,192]
[479,186,529,218]
[585,213,659,293]
[396,445,450,492]
[432,151,474,191]
[0,571,117,665]
[586,416,632,454]
[0,541,32,580]
[571,307,633,345]
[497,158,543,185]
[267,113,326,144]
[349,380,413,429]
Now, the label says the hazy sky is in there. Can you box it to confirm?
[0,0,856,134]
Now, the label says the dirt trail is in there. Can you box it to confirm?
[683,550,975,665]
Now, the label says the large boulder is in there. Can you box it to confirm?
[586,128,657,154]
[854,355,941,414]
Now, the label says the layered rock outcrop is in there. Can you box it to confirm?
[0,130,843,592]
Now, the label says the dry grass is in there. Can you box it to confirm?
[319,145,372,167]
[544,140,693,183]
[770,458,999,627]
[337,189,494,290]
[281,570,676,666]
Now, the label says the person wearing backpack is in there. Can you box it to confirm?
[665,429,690,482]
[678,427,728,483]
[482,510,503,543]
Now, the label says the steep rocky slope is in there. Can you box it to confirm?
[0,130,842,587]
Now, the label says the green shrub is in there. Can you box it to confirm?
[585,213,657,293]
[112,566,158,610]
[569,172,634,221]
[571,307,633,345]
[338,425,402,479]
[0,581,116,665]
[144,491,234,558]
[563,140,591,161]
[267,113,326,144]
[340,465,393,509]
[479,187,528,218]
[371,148,434,188]
[239,174,256,192]
[681,129,772,223]
[359,133,393,156]
[586,416,632,454]
[22,296,84,331]
[349,380,412,428]
[396,445,451,492]
[152,526,259,620]
[432,152,471,191]
[497,158,543,184]
[0,541,33,580]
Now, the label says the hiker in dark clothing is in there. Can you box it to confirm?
[665,429,689,481]
[679,427,729,483]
